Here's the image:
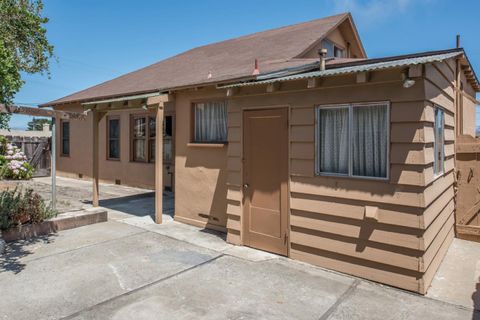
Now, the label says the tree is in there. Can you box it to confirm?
[26,117,51,131]
[0,0,54,129]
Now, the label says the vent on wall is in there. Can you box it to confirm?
[198,213,219,222]
[115,179,121,185]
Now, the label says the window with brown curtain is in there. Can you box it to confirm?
[131,115,156,162]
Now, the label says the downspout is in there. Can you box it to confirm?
[456,35,462,136]
[454,35,461,233]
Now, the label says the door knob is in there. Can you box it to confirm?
[243,183,249,189]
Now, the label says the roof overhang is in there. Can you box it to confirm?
[219,49,479,91]
[81,91,161,107]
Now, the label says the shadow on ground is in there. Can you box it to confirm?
[473,278,480,320]
[82,192,174,221]
[199,228,227,241]
[0,233,57,274]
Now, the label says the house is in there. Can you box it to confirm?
[40,12,480,294]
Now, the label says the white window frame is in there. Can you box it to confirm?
[315,101,390,180]
[433,106,445,177]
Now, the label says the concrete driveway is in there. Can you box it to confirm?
[0,219,475,320]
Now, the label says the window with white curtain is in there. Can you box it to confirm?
[315,102,389,179]
[433,107,445,176]
[193,101,228,143]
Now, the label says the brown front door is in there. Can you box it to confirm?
[243,107,289,256]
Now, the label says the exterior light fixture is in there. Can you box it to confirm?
[401,71,415,88]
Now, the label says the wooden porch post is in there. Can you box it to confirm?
[155,105,164,223]
[92,110,105,207]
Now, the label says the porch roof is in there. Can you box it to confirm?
[81,92,160,106]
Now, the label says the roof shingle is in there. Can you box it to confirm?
[42,13,350,106]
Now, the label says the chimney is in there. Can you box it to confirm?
[252,59,260,75]
[318,48,328,71]
[43,123,50,132]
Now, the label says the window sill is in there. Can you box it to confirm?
[314,172,389,182]
[432,170,447,182]
[130,160,154,164]
[107,158,121,162]
[187,143,227,148]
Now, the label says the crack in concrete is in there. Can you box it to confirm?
[318,279,360,320]
[60,253,225,320]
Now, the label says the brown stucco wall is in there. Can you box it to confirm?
[173,88,229,231]
[53,104,173,190]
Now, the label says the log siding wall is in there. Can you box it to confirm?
[224,62,460,294]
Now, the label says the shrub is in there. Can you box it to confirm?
[0,136,7,167]
[0,188,56,230]
[0,142,33,180]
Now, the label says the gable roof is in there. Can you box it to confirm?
[41,12,360,107]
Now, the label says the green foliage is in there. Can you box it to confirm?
[0,135,7,166]
[27,117,52,131]
[0,0,55,129]
[0,187,56,230]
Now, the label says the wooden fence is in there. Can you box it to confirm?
[2,132,51,177]
[456,135,480,241]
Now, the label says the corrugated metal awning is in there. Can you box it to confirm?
[218,51,464,89]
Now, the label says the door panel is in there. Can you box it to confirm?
[243,108,288,255]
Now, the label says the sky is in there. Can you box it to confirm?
[11,0,480,129]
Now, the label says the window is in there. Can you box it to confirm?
[316,102,389,179]
[321,39,345,58]
[107,117,120,160]
[132,116,147,162]
[148,117,156,162]
[193,101,227,143]
[334,46,345,58]
[61,120,70,156]
[163,115,173,163]
[434,107,445,176]
[131,115,156,162]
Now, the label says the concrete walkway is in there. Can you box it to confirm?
[0,220,475,320]
[427,238,480,311]
[1,176,479,319]
[1,176,174,217]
